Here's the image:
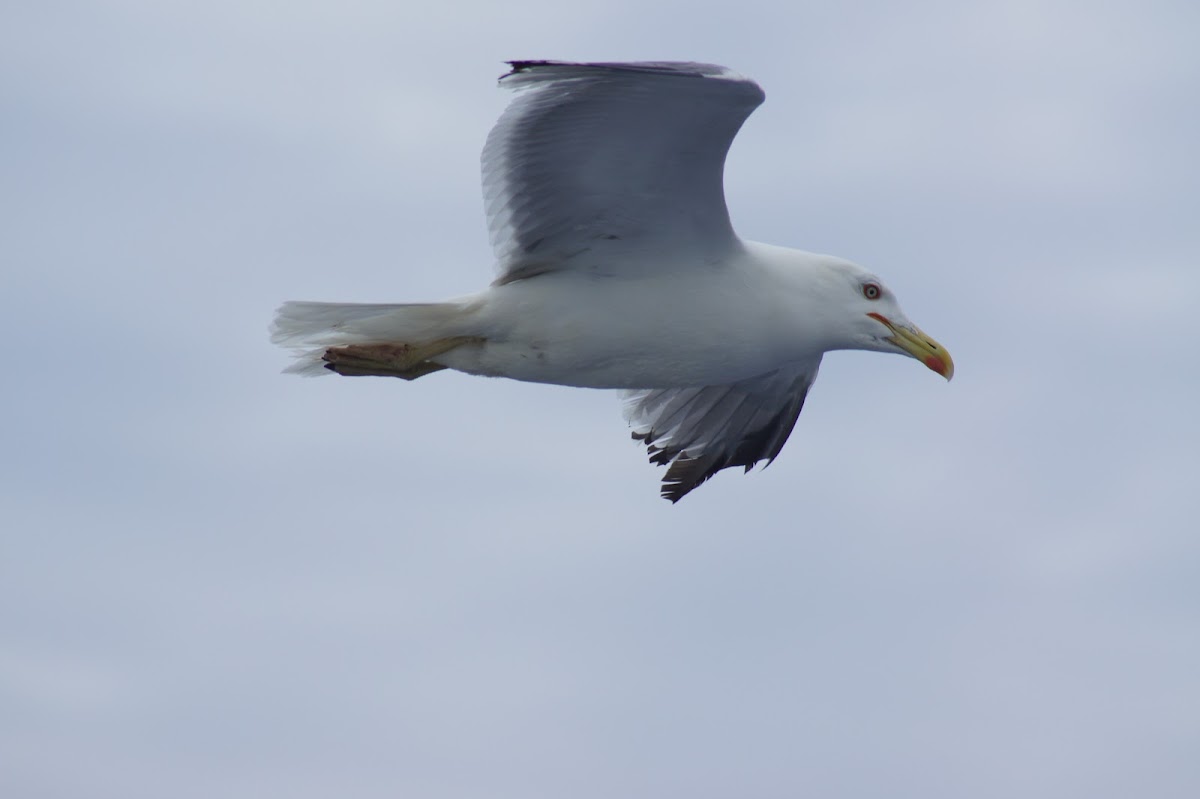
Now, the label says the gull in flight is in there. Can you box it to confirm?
[272,61,953,502]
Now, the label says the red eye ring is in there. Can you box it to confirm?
[862,282,882,300]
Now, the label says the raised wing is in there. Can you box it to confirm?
[621,359,822,502]
[482,61,765,284]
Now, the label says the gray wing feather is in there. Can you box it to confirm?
[483,61,765,283]
[621,359,822,502]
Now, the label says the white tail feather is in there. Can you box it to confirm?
[271,301,466,376]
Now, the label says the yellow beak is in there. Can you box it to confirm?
[867,312,954,380]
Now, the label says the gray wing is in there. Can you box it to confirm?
[482,61,765,284]
[621,359,822,502]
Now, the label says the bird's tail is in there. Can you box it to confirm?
[270,300,472,376]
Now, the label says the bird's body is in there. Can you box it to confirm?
[273,61,953,501]
[425,243,844,389]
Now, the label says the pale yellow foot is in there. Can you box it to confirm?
[322,337,482,380]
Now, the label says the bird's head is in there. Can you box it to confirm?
[826,259,954,380]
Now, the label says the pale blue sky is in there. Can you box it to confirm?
[3,1,1198,797]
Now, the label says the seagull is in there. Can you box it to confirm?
[272,60,953,502]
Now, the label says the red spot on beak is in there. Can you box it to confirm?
[924,354,947,375]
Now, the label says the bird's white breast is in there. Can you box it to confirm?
[437,247,829,389]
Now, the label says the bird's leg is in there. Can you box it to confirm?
[322,337,483,380]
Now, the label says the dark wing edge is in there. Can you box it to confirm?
[621,362,821,503]
[501,60,759,85]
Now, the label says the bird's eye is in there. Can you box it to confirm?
[862,282,882,300]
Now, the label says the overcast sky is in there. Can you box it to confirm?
[3,1,1199,797]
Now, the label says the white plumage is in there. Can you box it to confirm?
[272,61,953,501]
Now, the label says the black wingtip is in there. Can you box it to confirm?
[501,60,743,84]
[658,454,724,503]
[505,59,560,74]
